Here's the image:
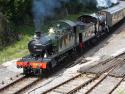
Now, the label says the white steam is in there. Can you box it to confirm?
[97,0,119,8]
[110,0,119,4]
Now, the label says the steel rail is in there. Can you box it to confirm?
[0,76,41,94]
[41,73,83,94]
[84,58,125,94]
[0,75,25,92]
[13,78,41,94]
[66,59,123,94]
[108,76,125,94]
[41,52,125,94]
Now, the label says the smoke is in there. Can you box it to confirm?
[32,0,96,33]
[32,0,69,33]
[97,0,119,8]
[110,0,119,4]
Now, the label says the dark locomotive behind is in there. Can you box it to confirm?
[16,1,125,76]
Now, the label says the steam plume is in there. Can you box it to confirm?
[97,0,119,8]
[32,0,61,33]
[111,0,119,4]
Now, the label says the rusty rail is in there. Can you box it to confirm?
[0,76,41,94]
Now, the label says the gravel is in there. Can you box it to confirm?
[90,76,122,94]
[0,59,22,85]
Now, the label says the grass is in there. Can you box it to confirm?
[0,25,34,64]
[0,22,56,64]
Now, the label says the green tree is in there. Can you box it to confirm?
[0,0,32,25]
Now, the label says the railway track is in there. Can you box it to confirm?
[1,53,125,94]
[0,75,40,94]
[0,74,24,90]
[1,50,125,94]
[0,55,86,94]
[41,53,125,94]
[76,75,125,94]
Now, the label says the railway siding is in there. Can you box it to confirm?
[0,74,24,91]
[109,61,125,77]
[87,76,124,94]
[1,50,125,94]
[80,53,125,75]
[76,74,108,94]
[42,74,98,94]
[0,77,39,94]
[40,52,125,94]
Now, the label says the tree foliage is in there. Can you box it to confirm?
[0,0,32,24]
[0,0,97,25]
[64,0,83,14]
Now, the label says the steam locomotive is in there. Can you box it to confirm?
[16,1,125,75]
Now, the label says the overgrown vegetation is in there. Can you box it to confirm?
[0,0,32,24]
[0,25,34,63]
